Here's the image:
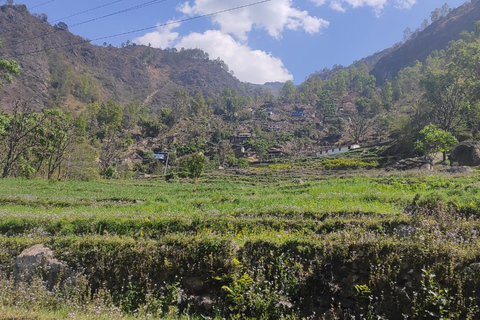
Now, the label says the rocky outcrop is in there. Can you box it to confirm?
[387,156,433,171]
[442,166,473,174]
[450,141,480,166]
[13,244,72,290]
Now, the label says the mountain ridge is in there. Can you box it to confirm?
[370,0,480,84]
[0,4,256,112]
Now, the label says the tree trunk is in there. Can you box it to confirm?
[192,178,198,193]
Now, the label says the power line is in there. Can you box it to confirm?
[50,0,124,23]
[30,0,55,9]
[8,0,168,47]
[8,0,271,59]
[69,0,167,28]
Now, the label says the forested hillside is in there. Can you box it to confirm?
[1,1,480,180]
[371,1,480,84]
[289,0,480,157]
[0,4,258,112]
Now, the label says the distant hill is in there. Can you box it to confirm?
[0,4,257,112]
[248,82,284,98]
[370,0,480,84]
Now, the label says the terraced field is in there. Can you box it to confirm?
[1,168,480,319]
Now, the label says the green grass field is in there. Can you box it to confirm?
[1,168,480,319]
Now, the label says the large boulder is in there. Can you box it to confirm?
[13,243,72,290]
[450,141,480,166]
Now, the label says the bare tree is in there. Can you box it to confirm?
[347,110,374,143]
[421,70,468,133]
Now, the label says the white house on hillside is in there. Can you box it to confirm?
[311,144,360,157]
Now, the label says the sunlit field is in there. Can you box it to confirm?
[1,168,480,319]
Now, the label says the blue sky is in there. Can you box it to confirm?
[10,0,468,84]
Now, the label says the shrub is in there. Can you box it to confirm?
[238,158,249,169]
[104,166,117,179]
[322,158,378,170]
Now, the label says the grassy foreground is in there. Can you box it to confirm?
[1,168,480,319]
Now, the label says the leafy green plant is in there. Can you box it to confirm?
[412,269,460,319]
[414,124,457,162]
[182,152,206,192]
[104,166,117,179]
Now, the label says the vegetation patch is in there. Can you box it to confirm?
[0,172,479,318]
[321,158,378,170]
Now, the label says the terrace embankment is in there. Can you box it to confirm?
[1,171,480,319]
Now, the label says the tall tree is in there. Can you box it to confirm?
[222,89,248,119]
[279,80,296,103]
[96,101,124,172]
[184,152,206,193]
[0,101,47,178]
[191,92,209,116]
[450,38,480,102]
[440,3,451,17]
[403,27,413,42]
[298,76,322,105]
[35,109,75,179]
[97,101,123,135]
[316,90,337,122]
[122,100,148,130]
[164,89,191,124]
[430,8,440,22]
[381,80,393,110]
[420,19,429,31]
[347,110,374,143]
[421,70,468,134]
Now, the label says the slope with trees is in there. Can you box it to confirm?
[1,2,480,180]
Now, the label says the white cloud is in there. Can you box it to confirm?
[175,30,293,84]
[395,0,416,9]
[178,0,329,41]
[310,0,327,5]
[329,1,346,12]
[133,21,180,48]
[310,0,417,14]
[330,0,388,14]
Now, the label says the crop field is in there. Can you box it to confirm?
[1,167,480,319]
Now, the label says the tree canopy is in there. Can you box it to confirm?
[183,152,206,192]
[415,124,457,162]
[0,41,20,87]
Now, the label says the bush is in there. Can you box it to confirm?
[238,158,249,169]
[322,158,378,170]
[104,166,117,179]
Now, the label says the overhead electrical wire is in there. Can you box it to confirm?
[69,0,167,28]
[8,0,168,47]
[50,0,124,23]
[30,0,55,9]
[7,0,271,59]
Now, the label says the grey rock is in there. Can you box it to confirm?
[196,295,215,311]
[469,262,480,272]
[395,224,416,239]
[183,276,205,293]
[450,141,480,166]
[13,243,72,290]
[404,204,415,215]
